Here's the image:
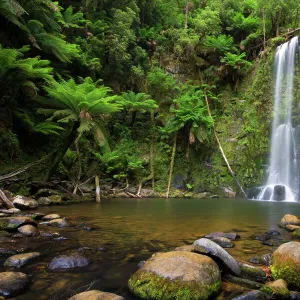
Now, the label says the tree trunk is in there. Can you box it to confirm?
[150,111,155,190]
[0,189,14,209]
[73,139,82,194]
[130,111,137,127]
[184,1,189,29]
[166,132,177,199]
[204,90,247,198]
[95,175,101,202]
[45,122,79,181]
[263,8,266,51]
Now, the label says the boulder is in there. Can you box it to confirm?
[12,196,38,210]
[37,197,52,206]
[0,217,37,231]
[68,290,124,300]
[293,229,300,239]
[47,218,72,228]
[212,237,234,248]
[4,252,40,268]
[270,242,300,288]
[18,225,40,237]
[260,279,289,299]
[0,272,29,298]
[238,262,266,283]
[279,215,300,228]
[48,254,89,270]
[128,251,221,300]
[48,195,63,204]
[205,232,240,240]
[232,290,269,300]
[193,238,241,275]
[42,214,60,221]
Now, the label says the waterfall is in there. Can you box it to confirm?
[259,36,300,202]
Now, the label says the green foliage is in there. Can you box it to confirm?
[119,91,158,112]
[59,6,87,29]
[204,35,238,54]
[221,52,252,73]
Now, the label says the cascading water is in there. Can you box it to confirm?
[258,36,300,202]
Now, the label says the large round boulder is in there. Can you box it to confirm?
[4,252,41,268]
[68,290,124,300]
[270,241,300,288]
[279,215,300,228]
[48,254,89,270]
[12,196,38,210]
[0,272,29,297]
[193,238,241,275]
[128,251,221,300]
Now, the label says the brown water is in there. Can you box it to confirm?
[2,198,300,299]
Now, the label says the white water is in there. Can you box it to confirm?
[259,37,299,202]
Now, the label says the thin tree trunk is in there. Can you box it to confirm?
[150,111,155,190]
[184,1,189,29]
[166,132,177,199]
[204,90,247,198]
[73,140,82,194]
[95,175,101,202]
[0,189,14,209]
[45,122,79,181]
[263,8,266,51]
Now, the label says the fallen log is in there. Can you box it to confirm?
[0,189,14,209]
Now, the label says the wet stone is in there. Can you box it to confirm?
[249,257,261,264]
[212,237,234,248]
[4,252,41,268]
[42,214,60,221]
[68,290,125,300]
[18,225,40,237]
[205,232,240,240]
[47,218,72,228]
[48,254,90,270]
[232,290,269,300]
[12,195,38,210]
[261,254,271,266]
[0,272,29,298]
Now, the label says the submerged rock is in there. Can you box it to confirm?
[212,237,234,248]
[42,214,61,221]
[47,218,72,228]
[270,241,300,288]
[48,254,89,270]
[205,232,240,240]
[18,225,39,237]
[0,272,29,297]
[12,196,38,210]
[0,217,37,231]
[193,238,241,275]
[68,290,124,300]
[4,252,40,268]
[128,251,221,300]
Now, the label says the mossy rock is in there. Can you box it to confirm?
[128,251,221,300]
[239,262,267,283]
[260,279,289,299]
[270,241,300,289]
[292,229,300,239]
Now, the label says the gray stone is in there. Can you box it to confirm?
[68,290,125,300]
[205,232,240,240]
[212,237,234,248]
[12,195,38,210]
[47,218,72,228]
[1,217,37,231]
[238,262,267,283]
[37,197,52,206]
[0,272,29,297]
[4,252,41,267]
[42,214,60,221]
[48,254,89,270]
[193,238,241,275]
[232,290,269,300]
[18,225,40,237]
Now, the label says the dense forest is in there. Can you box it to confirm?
[1,0,300,198]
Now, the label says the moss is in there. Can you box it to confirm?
[0,230,10,237]
[292,229,300,239]
[270,263,300,289]
[0,220,8,230]
[240,264,266,283]
[128,271,221,300]
[260,282,289,299]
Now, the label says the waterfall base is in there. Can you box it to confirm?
[258,184,297,202]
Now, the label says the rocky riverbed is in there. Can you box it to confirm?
[1,194,300,299]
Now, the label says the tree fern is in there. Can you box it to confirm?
[119,91,158,112]
[59,6,87,29]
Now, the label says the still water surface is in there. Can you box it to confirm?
[6,198,300,299]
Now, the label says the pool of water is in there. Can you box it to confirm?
[3,198,300,299]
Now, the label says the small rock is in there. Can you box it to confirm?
[287,225,300,232]
[205,232,240,240]
[138,261,146,268]
[40,231,60,238]
[12,196,38,210]
[79,223,96,231]
[18,225,39,237]
[261,254,271,266]
[0,272,29,297]
[8,208,21,213]
[290,291,300,299]
[42,214,60,221]
[224,274,263,290]
[250,257,261,264]
[47,218,72,228]
[4,252,40,268]
[193,238,241,275]
[48,254,89,270]
[48,195,62,204]
[1,217,37,231]
[251,235,270,241]
[239,262,267,283]
[212,237,234,248]
[68,290,124,300]
[0,248,18,257]
[232,290,269,300]
[260,279,289,299]
[53,236,68,241]
[266,230,280,236]
[37,197,52,206]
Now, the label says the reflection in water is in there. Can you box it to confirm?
[8,198,300,300]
